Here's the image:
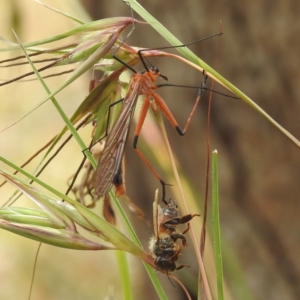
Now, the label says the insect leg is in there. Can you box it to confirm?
[132,95,168,202]
[152,74,208,136]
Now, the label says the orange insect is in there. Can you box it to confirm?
[93,35,227,199]
[93,60,202,200]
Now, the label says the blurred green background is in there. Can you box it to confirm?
[0,0,299,299]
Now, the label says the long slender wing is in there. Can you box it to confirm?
[153,189,160,240]
[93,78,142,196]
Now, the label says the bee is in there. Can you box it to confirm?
[149,195,200,273]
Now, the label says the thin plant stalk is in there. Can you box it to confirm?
[212,150,224,300]
[152,103,212,300]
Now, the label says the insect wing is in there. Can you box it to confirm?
[93,80,142,196]
[153,190,160,240]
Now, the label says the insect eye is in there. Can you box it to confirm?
[150,66,160,73]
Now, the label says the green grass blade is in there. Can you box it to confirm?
[212,150,224,300]
[116,250,133,300]
[0,165,141,253]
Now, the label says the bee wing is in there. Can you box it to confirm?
[93,79,142,196]
[153,189,160,240]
